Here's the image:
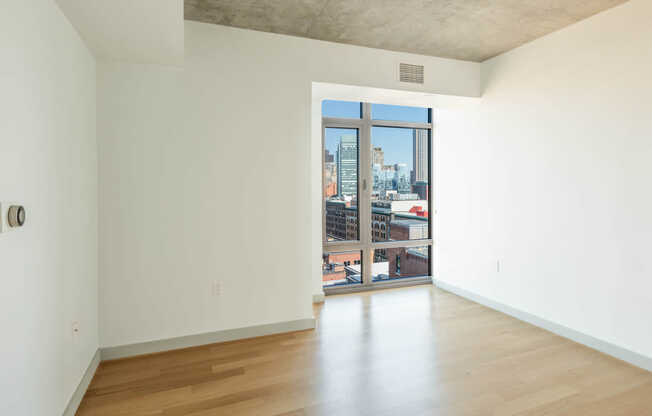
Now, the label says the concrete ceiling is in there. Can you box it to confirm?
[56,0,184,66]
[184,0,629,62]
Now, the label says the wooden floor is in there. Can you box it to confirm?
[77,286,652,415]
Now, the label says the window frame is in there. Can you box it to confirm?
[322,102,434,294]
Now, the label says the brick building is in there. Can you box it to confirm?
[322,252,362,286]
[387,246,429,278]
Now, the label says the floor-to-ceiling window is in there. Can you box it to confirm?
[321,101,433,293]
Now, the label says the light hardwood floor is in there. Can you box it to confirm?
[77,286,652,415]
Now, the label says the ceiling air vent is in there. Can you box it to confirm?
[399,63,424,84]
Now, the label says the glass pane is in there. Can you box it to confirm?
[371,127,430,242]
[372,246,429,282]
[322,100,362,119]
[323,251,362,287]
[324,128,359,241]
[371,103,429,123]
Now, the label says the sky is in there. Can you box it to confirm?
[323,101,428,171]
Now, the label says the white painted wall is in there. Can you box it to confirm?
[0,1,98,414]
[437,0,652,359]
[96,0,652,366]
[97,22,482,348]
[55,0,184,66]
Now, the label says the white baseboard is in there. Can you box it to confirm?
[62,348,101,416]
[101,318,317,361]
[434,279,652,372]
[60,319,316,414]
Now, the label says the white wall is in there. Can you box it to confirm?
[437,0,652,359]
[0,1,98,415]
[97,0,652,365]
[97,22,482,348]
[55,0,184,66]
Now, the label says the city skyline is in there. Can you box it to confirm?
[325,127,417,171]
[322,101,431,286]
[325,129,428,200]
[323,101,429,174]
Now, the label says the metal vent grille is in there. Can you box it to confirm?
[399,63,424,84]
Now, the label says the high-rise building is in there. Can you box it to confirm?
[371,148,385,194]
[337,134,358,197]
[394,163,410,193]
[412,129,428,184]
[413,181,428,200]
[372,163,383,192]
[382,165,395,191]
[324,149,334,163]
[374,163,416,196]
[372,147,384,168]
[324,162,337,197]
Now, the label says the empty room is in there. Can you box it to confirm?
[3,0,652,415]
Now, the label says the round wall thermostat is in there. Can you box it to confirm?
[8,205,25,227]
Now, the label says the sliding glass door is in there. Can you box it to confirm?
[321,101,433,293]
